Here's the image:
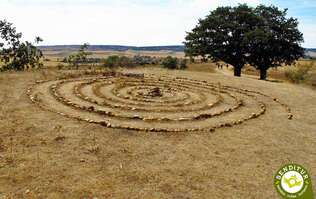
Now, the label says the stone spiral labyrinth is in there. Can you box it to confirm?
[27,73,293,132]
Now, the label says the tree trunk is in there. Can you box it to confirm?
[260,68,267,80]
[234,67,242,77]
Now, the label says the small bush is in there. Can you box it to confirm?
[103,55,120,68]
[118,56,135,67]
[284,64,313,84]
[179,59,188,70]
[132,55,160,65]
[162,56,178,69]
[102,56,136,68]
[57,63,65,70]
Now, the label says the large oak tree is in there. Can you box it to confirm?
[184,4,258,76]
[246,5,304,80]
[184,4,304,80]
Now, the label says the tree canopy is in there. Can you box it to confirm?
[246,5,304,80]
[0,20,43,71]
[184,4,304,80]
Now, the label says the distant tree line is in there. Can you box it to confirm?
[184,4,304,80]
[103,55,161,67]
[102,55,187,69]
[63,53,187,70]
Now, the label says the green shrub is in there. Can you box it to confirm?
[162,56,178,69]
[102,56,137,68]
[179,59,188,70]
[103,55,120,68]
[132,55,160,65]
[118,56,135,67]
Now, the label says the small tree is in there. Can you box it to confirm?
[162,56,178,69]
[77,43,90,63]
[0,20,43,71]
[67,43,90,69]
[246,5,304,80]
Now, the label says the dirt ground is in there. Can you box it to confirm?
[0,66,315,198]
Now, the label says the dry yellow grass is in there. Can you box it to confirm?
[243,60,316,87]
[0,62,315,198]
[186,62,217,73]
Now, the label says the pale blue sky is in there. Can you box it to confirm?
[1,0,315,47]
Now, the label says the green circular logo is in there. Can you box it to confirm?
[274,163,314,199]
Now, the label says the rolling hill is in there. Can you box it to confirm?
[39,45,185,52]
[39,45,316,59]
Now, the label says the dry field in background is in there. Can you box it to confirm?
[42,50,316,88]
[42,50,185,60]
[243,60,316,87]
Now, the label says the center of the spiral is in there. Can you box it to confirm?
[145,87,163,97]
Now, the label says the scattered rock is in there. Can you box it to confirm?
[54,136,66,142]
[146,87,162,97]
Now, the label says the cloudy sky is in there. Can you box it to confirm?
[0,0,315,47]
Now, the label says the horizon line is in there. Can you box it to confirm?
[37,44,315,49]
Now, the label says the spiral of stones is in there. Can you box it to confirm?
[26,73,293,132]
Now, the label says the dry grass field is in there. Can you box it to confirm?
[243,60,316,87]
[0,52,316,198]
[42,50,185,61]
